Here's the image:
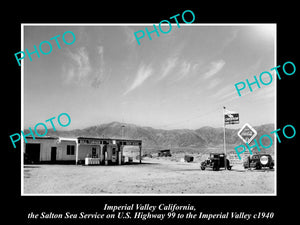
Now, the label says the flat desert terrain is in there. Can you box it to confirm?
[23,157,275,195]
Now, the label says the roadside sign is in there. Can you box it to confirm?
[224,113,239,125]
[237,123,257,144]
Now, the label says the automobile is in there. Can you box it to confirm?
[200,153,232,171]
[243,154,274,169]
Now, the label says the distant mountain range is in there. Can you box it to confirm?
[43,122,275,153]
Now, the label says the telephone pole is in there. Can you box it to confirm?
[223,106,227,170]
[121,125,125,139]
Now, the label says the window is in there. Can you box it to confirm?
[67,145,75,155]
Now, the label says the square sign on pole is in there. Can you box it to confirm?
[224,112,239,125]
[237,123,257,144]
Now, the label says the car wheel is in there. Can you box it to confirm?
[201,166,205,170]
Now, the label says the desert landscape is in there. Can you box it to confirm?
[22,25,276,196]
[23,155,275,195]
[23,122,275,195]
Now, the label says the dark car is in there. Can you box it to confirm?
[243,154,274,169]
[200,153,232,171]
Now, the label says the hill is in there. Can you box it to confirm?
[41,122,275,154]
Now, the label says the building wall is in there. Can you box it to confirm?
[58,140,77,161]
[107,144,118,161]
[123,146,141,161]
[25,137,142,164]
[77,144,118,161]
[25,138,77,162]
[77,144,101,160]
[25,138,58,162]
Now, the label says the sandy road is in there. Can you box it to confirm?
[23,158,275,195]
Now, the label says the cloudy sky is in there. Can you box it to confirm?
[23,24,276,130]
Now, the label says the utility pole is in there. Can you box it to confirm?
[223,106,227,170]
[121,125,125,139]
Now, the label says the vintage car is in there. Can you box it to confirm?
[243,154,274,169]
[200,153,232,171]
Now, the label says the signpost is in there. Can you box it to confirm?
[223,107,239,170]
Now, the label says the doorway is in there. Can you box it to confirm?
[25,143,40,163]
[51,147,57,163]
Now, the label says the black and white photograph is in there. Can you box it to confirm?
[5,5,298,225]
[21,24,276,195]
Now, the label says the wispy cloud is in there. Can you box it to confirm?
[212,80,275,106]
[202,60,226,79]
[92,45,106,88]
[122,26,137,46]
[160,58,201,83]
[158,56,178,80]
[260,85,275,99]
[123,64,153,95]
[176,61,192,80]
[63,47,91,83]
[210,85,236,100]
[62,45,106,88]
[223,29,239,49]
[207,77,222,89]
[242,83,275,100]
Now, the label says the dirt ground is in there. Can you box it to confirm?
[23,158,275,195]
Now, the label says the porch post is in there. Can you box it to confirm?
[100,144,103,164]
[75,140,79,165]
[139,145,142,164]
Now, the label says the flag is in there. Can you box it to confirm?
[224,108,239,125]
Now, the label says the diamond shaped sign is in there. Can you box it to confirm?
[237,123,257,144]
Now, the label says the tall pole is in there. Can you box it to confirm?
[121,125,125,139]
[223,106,227,170]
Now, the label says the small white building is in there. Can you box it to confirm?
[24,137,77,164]
[24,136,142,165]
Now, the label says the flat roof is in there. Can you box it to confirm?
[25,136,59,140]
[25,136,142,142]
[77,137,142,142]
